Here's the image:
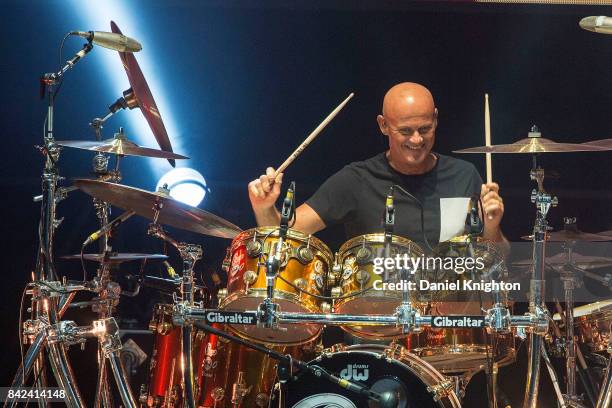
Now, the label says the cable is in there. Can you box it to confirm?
[392,184,434,252]
[80,245,88,282]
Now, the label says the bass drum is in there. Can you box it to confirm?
[282,344,461,408]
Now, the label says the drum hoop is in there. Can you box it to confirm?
[337,233,423,255]
[230,226,333,265]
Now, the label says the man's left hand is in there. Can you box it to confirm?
[480,182,504,230]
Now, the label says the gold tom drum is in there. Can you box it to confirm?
[219,227,333,344]
[406,236,516,374]
[553,300,612,353]
[332,233,424,339]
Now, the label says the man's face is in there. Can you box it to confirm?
[381,113,437,167]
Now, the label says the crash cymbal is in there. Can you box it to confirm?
[521,229,612,242]
[111,21,176,167]
[454,127,609,154]
[61,253,168,264]
[512,252,612,270]
[73,179,241,239]
[57,131,188,160]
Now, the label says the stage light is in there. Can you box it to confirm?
[156,168,207,207]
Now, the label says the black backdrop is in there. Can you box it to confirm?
[1,1,611,406]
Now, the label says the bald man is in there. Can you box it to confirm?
[249,82,506,246]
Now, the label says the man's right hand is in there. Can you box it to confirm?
[248,167,283,211]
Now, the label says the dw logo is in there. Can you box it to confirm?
[339,364,369,381]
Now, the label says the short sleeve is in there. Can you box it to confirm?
[305,166,360,227]
[468,164,483,197]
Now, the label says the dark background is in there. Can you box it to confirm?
[1,1,611,406]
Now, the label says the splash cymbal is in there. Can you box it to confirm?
[57,131,188,160]
[512,252,612,270]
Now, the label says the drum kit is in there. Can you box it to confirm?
[8,23,612,408]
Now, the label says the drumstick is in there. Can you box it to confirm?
[485,93,493,184]
[485,94,493,220]
[274,92,354,177]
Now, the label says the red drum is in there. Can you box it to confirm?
[143,304,208,407]
[198,329,318,407]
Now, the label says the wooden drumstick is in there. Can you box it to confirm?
[485,93,493,185]
[274,92,354,177]
[485,93,493,220]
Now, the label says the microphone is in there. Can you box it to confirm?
[70,31,142,52]
[579,16,612,34]
[82,210,135,247]
[383,186,395,281]
[465,195,483,235]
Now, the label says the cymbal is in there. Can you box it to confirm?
[61,253,168,264]
[552,300,612,321]
[57,132,188,160]
[111,21,176,167]
[512,252,612,270]
[455,137,609,154]
[521,229,612,242]
[74,179,241,239]
[583,139,612,149]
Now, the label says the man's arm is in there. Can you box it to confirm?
[480,182,510,253]
[248,167,326,235]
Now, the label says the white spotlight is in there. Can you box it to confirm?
[156,168,207,207]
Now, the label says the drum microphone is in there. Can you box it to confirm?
[82,210,136,247]
[579,16,612,34]
[383,186,395,281]
[466,194,483,235]
[70,31,143,52]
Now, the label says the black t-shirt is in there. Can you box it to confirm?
[306,152,483,248]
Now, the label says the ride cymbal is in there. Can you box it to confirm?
[74,179,241,239]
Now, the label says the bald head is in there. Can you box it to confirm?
[377,82,438,174]
[382,82,436,121]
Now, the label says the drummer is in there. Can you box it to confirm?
[248,82,507,249]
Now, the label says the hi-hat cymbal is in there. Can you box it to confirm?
[111,21,176,167]
[61,253,168,264]
[512,252,612,270]
[73,179,241,239]
[57,132,188,160]
[521,229,612,242]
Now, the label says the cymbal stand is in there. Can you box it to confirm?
[148,214,202,408]
[524,150,557,408]
[11,40,95,407]
[596,340,612,408]
[86,122,127,408]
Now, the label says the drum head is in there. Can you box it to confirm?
[283,346,458,408]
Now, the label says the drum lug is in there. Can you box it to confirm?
[211,386,225,402]
[246,239,262,258]
[297,245,314,263]
[243,270,258,285]
[320,302,331,313]
[331,287,343,298]
[427,379,454,401]
[354,270,370,285]
[293,278,307,290]
[217,288,228,302]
